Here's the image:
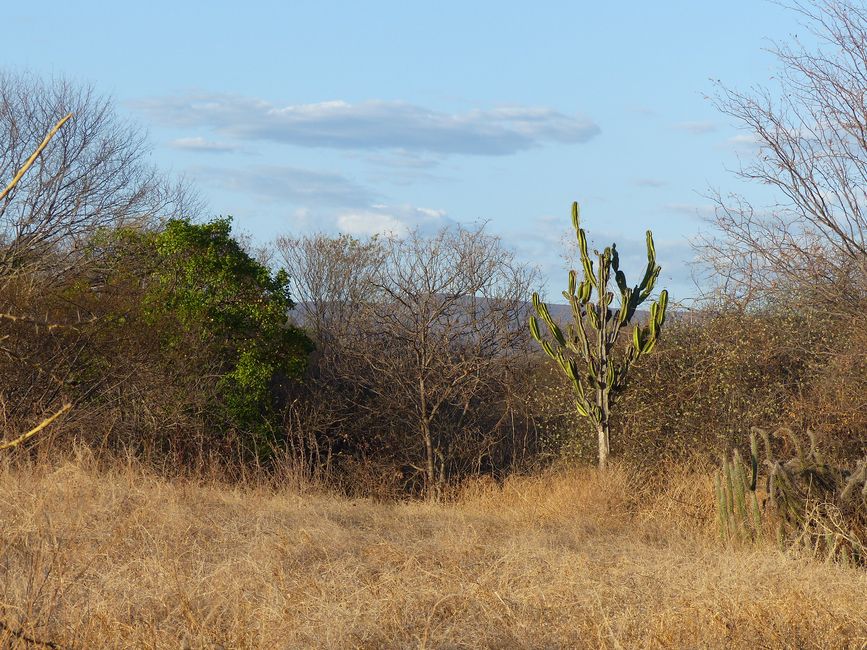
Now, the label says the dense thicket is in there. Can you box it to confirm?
[2,217,313,462]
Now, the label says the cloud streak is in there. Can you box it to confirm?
[674,121,717,135]
[663,202,717,220]
[632,177,667,188]
[132,93,600,155]
[189,165,376,207]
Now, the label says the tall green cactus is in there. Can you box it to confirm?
[529,202,668,469]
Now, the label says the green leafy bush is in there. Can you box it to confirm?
[146,218,312,431]
[76,217,313,453]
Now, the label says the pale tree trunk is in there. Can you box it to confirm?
[421,420,438,500]
[419,373,439,500]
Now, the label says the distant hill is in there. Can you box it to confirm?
[544,302,647,324]
[289,299,654,328]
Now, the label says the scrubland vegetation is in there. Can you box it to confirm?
[1,2,866,648]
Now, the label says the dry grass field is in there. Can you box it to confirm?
[0,452,864,649]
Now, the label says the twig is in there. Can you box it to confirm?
[0,312,95,333]
[0,619,62,649]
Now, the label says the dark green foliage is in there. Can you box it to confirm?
[147,218,312,430]
[529,202,668,468]
[86,217,313,446]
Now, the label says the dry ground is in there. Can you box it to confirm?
[0,452,864,649]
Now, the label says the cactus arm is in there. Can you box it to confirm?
[529,315,542,342]
[749,432,760,491]
[572,309,592,359]
[635,231,660,298]
[577,229,596,289]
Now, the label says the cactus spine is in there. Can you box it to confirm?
[529,202,668,469]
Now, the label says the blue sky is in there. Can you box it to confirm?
[4,1,813,300]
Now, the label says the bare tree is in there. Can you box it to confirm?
[0,71,197,286]
[277,233,387,350]
[273,234,387,482]
[278,227,537,499]
[0,73,197,452]
[0,114,74,447]
[699,0,867,308]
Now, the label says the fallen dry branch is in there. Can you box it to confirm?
[0,113,72,202]
[0,403,71,451]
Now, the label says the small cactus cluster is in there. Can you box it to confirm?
[716,427,867,565]
[715,437,763,542]
[529,201,668,469]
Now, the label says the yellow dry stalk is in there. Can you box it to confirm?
[0,112,73,202]
[0,311,93,332]
[0,402,71,451]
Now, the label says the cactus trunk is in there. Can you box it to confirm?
[596,420,610,470]
[597,248,613,470]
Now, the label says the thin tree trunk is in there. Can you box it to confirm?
[421,419,437,500]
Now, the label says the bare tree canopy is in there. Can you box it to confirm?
[277,233,387,351]
[0,71,197,282]
[700,1,867,307]
[278,226,538,498]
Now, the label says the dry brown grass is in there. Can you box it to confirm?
[0,453,864,649]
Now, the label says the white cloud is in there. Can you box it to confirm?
[337,211,410,237]
[132,93,600,155]
[727,133,763,150]
[189,165,375,206]
[361,149,441,170]
[336,204,453,237]
[169,136,239,153]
